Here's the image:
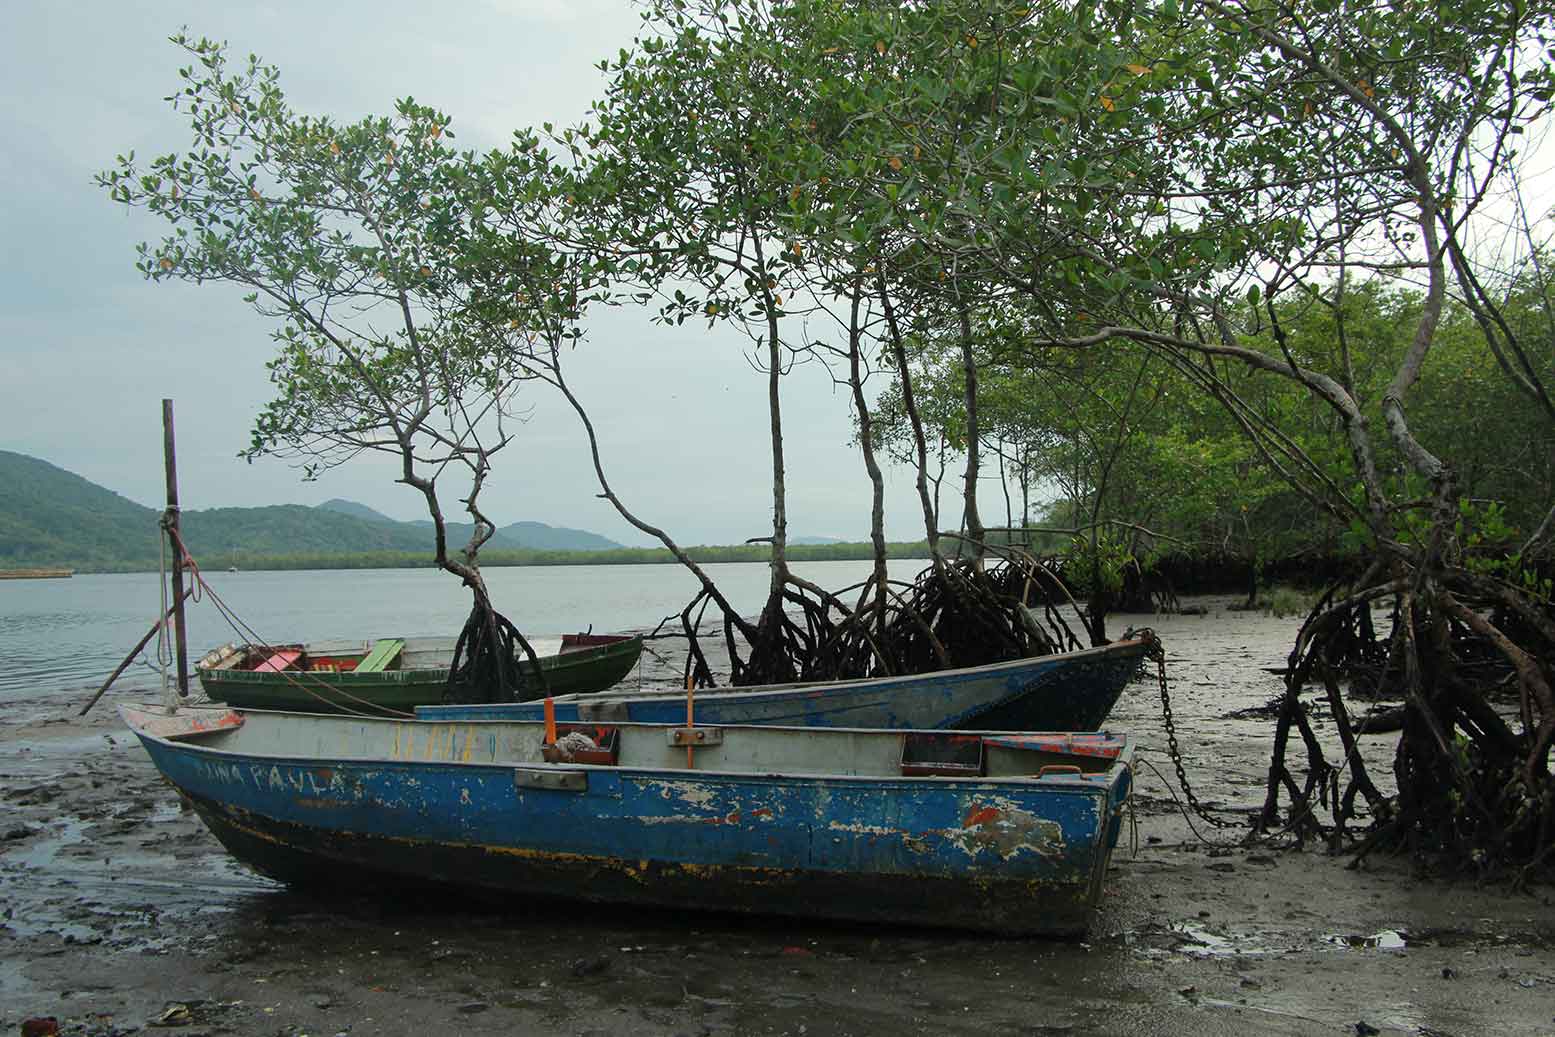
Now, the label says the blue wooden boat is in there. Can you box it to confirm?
[414,635,1152,731]
[121,704,1134,936]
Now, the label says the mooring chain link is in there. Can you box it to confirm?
[1142,630,1243,830]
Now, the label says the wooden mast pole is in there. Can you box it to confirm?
[162,399,190,698]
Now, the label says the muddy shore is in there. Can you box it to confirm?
[3,598,1553,1036]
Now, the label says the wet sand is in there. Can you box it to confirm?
[3,597,1553,1036]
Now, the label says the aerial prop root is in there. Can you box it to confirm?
[668,553,1086,689]
[445,598,542,703]
[1257,570,1555,876]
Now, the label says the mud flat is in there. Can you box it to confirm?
[2,597,1552,1036]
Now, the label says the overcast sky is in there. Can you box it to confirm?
[0,0,966,548]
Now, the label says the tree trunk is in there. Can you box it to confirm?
[957,301,986,564]
[847,277,890,647]
[1086,554,1109,646]
[765,294,788,599]
[877,269,943,563]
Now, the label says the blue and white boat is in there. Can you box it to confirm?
[414,635,1153,731]
[121,704,1134,936]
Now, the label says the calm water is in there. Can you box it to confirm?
[0,559,911,702]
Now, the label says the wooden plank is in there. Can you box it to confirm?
[253,648,304,673]
[354,639,405,673]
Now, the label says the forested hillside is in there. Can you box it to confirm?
[0,452,626,570]
[0,451,158,569]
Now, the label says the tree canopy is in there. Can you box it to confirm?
[102,1,1555,870]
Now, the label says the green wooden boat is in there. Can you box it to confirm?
[194,633,644,714]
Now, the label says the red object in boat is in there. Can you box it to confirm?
[252,648,304,673]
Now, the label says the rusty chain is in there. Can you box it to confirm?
[1137,629,1244,831]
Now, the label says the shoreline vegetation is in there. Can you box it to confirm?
[58,540,941,575]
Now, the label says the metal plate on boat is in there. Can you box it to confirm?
[514,768,589,792]
[668,727,723,747]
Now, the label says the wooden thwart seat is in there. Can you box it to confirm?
[354,639,405,673]
[252,648,303,673]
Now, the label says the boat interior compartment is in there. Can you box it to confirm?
[196,643,247,671]
[541,723,622,765]
[900,732,987,777]
[125,706,1129,783]
[982,733,1126,775]
[199,636,577,674]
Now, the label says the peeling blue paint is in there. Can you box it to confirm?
[125,708,1133,936]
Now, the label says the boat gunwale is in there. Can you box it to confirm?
[119,705,1134,792]
[424,636,1152,708]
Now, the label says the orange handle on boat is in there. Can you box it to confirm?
[543,696,557,746]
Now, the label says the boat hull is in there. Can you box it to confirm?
[197,635,643,712]
[125,708,1132,936]
[416,637,1150,732]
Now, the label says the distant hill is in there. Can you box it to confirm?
[407,517,624,552]
[183,505,431,556]
[502,520,622,551]
[319,498,624,550]
[792,535,848,545]
[0,453,625,571]
[0,451,158,569]
[317,498,398,524]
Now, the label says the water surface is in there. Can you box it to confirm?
[0,559,907,701]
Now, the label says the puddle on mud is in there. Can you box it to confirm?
[1,803,278,954]
[1135,922,1418,960]
[1323,929,1408,951]
[6,817,89,871]
[1129,921,1288,960]
[1198,994,1436,1035]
